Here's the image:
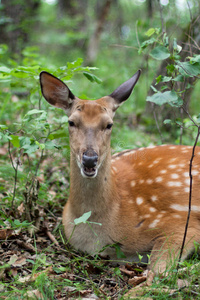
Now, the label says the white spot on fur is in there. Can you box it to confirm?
[136,197,144,205]
[151,195,158,202]
[157,213,163,219]
[131,180,136,187]
[139,179,144,184]
[170,158,176,163]
[146,179,153,184]
[192,170,199,176]
[170,204,200,212]
[148,164,154,168]
[183,172,189,177]
[154,158,161,164]
[168,164,177,169]
[160,169,167,174]
[169,146,176,149]
[149,207,156,213]
[168,181,182,187]
[149,219,160,228]
[178,164,185,168]
[185,178,190,185]
[155,176,163,183]
[184,187,190,193]
[144,214,150,218]
[173,214,181,218]
[171,173,179,179]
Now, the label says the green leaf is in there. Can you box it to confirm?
[189,55,200,63]
[0,124,8,130]
[0,66,11,73]
[67,58,83,69]
[10,135,20,148]
[176,61,200,77]
[147,90,182,107]
[83,72,102,84]
[140,38,156,50]
[19,137,39,154]
[156,75,172,84]
[163,119,172,125]
[173,75,184,82]
[74,211,91,225]
[145,28,155,37]
[25,109,45,116]
[150,46,170,60]
[114,244,126,259]
[35,141,45,150]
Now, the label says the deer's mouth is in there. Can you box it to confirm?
[80,149,98,178]
[82,166,97,178]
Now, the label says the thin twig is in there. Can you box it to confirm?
[157,0,165,34]
[8,141,20,207]
[135,20,141,48]
[177,125,200,268]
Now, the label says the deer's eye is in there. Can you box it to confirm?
[106,123,113,130]
[68,120,75,127]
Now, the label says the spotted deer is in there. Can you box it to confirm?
[40,70,200,274]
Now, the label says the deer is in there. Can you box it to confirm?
[39,70,200,274]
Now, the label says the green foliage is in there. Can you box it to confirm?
[0,45,102,209]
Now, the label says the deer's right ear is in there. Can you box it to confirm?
[40,71,76,114]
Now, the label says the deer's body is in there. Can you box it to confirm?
[40,70,200,273]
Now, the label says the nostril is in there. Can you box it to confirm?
[82,150,98,169]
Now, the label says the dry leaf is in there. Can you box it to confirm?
[12,256,27,267]
[128,275,147,286]
[177,278,189,289]
[17,202,25,215]
[0,229,13,240]
[25,289,44,299]
[119,265,136,277]
[18,265,54,283]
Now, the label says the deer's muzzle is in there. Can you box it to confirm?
[82,149,98,178]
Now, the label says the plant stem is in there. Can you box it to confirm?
[8,141,20,207]
[177,125,200,268]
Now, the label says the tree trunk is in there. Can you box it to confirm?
[86,0,113,65]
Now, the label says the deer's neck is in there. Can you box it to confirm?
[69,152,117,217]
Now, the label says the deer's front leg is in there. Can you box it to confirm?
[149,231,198,274]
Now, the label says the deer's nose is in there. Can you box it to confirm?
[82,150,98,169]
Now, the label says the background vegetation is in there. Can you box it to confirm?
[0,0,200,299]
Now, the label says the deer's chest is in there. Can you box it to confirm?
[62,204,114,255]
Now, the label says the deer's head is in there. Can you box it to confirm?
[40,70,141,178]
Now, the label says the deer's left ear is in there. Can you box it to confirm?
[109,69,141,111]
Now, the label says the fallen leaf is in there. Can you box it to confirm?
[128,275,147,286]
[25,289,44,299]
[177,278,189,288]
[13,256,26,267]
[10,267,18,277]
[18,265,54,283]
[0,229,13,240]
[120,265,136,277]
[17,202,25,215]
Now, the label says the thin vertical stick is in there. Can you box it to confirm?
[8,141,20,207]
[177,126,200,268]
